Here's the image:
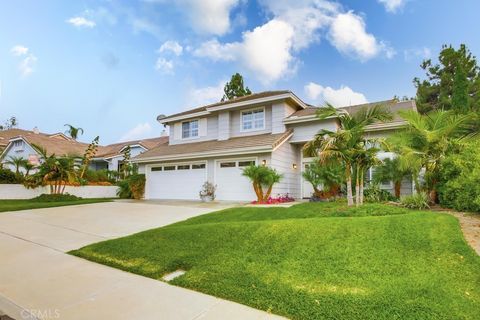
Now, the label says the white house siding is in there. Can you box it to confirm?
[270,142,301,199]
[1,141,39,173]
[229,105,273,138]
[271,102,297,134]
[169,115,218,145]
[287,119,338,143]
[218,111,230,140]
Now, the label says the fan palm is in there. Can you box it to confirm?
[387,109,474,203]
[373,157,411,198]
[305,103,392,206]
[64,124,84,140]
[5,156,28,175]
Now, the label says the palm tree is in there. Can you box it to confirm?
[5,156,27,175]
[373,157,410,198]
[387,109,474,203]
[305,104,392,206]
[23,162,35,177]
[355,144,382,205]
[64,124,84,140]
[242,165,283,202]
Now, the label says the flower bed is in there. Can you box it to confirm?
[251,194,295,205]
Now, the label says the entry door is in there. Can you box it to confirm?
[302,162,315,198]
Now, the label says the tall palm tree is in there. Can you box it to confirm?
[355,143,382,205]
[64,124,84,140]
[373,157,411,198]
[305,104,392,206]
[5,156,27,175]
[387,109,474,203]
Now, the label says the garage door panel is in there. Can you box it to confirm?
[215,160,256,201]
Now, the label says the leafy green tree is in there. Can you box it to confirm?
[0,116,18,130]
[221,73,252,102]
[242,165,282,202]
[302,158,344,198]
[305,104,392,206]
[414,44,480,114]
[373,157,411,198]
[64,124,84,140]
[5,156,27,175]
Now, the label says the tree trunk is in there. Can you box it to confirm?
[355,164,360,207]
[359,169,364,205]
[346,163,354,206]
[264,184,274,201]
[61,182,67,195]
[394,181,401,198]
[253,182,263,202]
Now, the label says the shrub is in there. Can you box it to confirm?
[363,183,396,203]
[32,193,82,202]
[400,192,430,210]
[128,174,145,200]
[0,168,22,184]
[116,180,132,199]
[437,139,480,212]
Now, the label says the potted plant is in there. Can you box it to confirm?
[199,181,216,202]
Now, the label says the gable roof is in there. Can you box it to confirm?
[158,90,306,123]
[96,136,169,158]
[133,130,293,162]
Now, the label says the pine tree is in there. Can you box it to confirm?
[221,73,252,102]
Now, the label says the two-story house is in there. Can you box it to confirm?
[133,91,417,201]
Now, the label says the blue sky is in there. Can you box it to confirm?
[1,0,479,144]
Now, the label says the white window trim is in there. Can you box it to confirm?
[213,157,258,185]
[240,107,265,133]
[181,119,200,140]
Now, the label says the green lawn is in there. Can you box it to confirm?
[71,202,480,319]
[0,198,112,212]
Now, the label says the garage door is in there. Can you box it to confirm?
[146,162,206,200]
[215,159,257,201]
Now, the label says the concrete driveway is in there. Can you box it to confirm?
[0,201,283,320]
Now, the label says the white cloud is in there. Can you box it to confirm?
[66,16,96,28]
[378,0,406,13]
[11,45,29,56]
[404,47,431,61]
[11,45,37,77]
[185,81,225,108]
[155,58,174,74]
[328,11,394,61]
[158,40,183,56]
[119,123,153,142]
[193,39,238,61]
[305,82,368,107]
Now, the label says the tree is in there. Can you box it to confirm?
[64,124,84,140]
[373,157,411,198]
[387,109,474,203]
[305,104,392,206]
[242,165,282,202]
[221,73,252,102]
[0,116,18,130]
[4,156,27,175]
[414,44,480,114]
[80,136,99,178]
[302,158,344,199]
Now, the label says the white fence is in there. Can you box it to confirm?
[0,184,119,199]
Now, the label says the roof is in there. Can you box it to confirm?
[0,128,89,157]
[96,136,169,158]
[159,90,296,122]
[133,130,293,162]
[287,100,416,121]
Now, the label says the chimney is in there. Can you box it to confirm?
[161,129,168,137]
[32,126,40,134]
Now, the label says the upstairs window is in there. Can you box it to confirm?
[241,108,265,131]
[182,120,199,139]
[13,140,24,151]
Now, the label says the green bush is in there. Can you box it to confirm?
[363,183,396,203]
[0,168,22,184]
[438,139,480,212]
[32,193,82,202]
[116,180,132,199]
[83,169,114,183]
[400,192,430,210]
[128,174,146,200]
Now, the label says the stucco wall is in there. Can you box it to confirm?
[0,184,119,199]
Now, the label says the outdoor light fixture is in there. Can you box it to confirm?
[292,163,297,169]
[262,159,267,166]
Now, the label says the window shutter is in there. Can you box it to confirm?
[199,118,207,137]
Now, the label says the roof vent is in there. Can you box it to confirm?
[32,126,40,134]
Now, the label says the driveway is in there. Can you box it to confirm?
[0,201,283,320]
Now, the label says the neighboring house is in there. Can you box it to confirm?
[0,128,168,173]
[132,90,417,201]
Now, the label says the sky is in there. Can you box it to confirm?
[0,0,479,145]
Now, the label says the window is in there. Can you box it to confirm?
[192,163,206,169]
[164,166,176,171]
[241,108,264,131]
[220,162,236,168]
[177,165,190,170]
[151,167,163,172]
[182,120,199,139]
[238,160,255,167]
[12,140,24,150]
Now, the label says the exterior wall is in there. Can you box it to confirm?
[287,119,338,143]
[169,115,218,145]
[218,111,230,140]
[270,142,301,198]
[230,105,273,138]
[1,141,40,173]
[0,184,118,199]
[271,102,298,134]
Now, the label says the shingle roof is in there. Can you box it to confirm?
[287,100,416,121]
[159,90,292,122]
[96,136,169,158]
[134,130,293,161]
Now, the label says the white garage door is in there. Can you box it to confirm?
[146,162,206,200]
[215,159,257,201]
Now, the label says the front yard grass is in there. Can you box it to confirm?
[71,202,480,319]
[0,198,112,212]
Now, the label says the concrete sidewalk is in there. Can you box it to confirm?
[0,202,284,320]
